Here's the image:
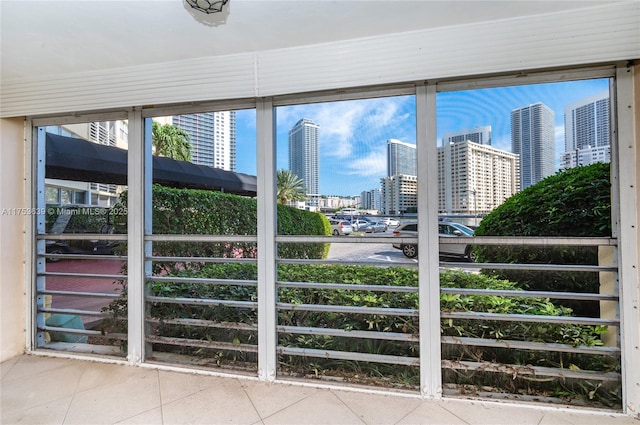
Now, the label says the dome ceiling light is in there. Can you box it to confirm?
[185,0,229,14]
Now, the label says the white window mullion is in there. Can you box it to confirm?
[257,98,277,381]
[416,83,442,398]
[126,109,148,365]
[615,64,640,416]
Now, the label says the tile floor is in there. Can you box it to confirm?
[2,354,638,425]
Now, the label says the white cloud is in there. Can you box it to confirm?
[342,146,387,177]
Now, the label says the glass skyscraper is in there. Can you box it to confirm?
[172,111,236,171]
[511,103,555,189]
[387,139,416,177]
[288,118,319,197]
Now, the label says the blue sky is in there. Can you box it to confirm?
[234,78,610,196]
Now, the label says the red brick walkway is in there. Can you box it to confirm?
[45,259,126,323]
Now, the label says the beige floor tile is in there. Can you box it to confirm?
[262,390,364,425]
[332,390,423,425]
[396,400,469,425]
[437,399,544,425]
[0,356,20,380]
[1,362,83,413]
[0,394,73,425]
[76,361,154,393]
[1,355,85,382]
[161,377,261,425]
[540,410,640,425]
[116,406,164,425]
[158,369,235,405]
[63,370,161,424]
[242,380,319,419]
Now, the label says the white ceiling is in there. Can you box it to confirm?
[0,1,615,82]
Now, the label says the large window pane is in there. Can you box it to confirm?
[37,120,129,357]
[275,95,422,390]
[144,109,259,372]
[436,78,620,408]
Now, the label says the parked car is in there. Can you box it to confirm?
[45,206,121,261]
[351,218,372,232]
[329,218,353,236]
[391,222,476,260]
[368,220,388,233]
[382,217,400,228]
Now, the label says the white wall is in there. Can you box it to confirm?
[1,2,638,118]
[0,118,26,361]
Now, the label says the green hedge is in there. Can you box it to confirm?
[473,163,611,316]
[116,185,330,265]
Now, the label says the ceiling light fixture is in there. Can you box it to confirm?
[185,0,229,14]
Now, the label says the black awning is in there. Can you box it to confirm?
[45,133,257,196]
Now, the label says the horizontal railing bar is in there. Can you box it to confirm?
[441,359,621,382]
[277,346,418,366]
[146,296,257,309]
[442,262,617,272]
[276,259,417,267]
[277,302,417,317]
[276,236,395,243]
[441,336,621,355]
[146,235,257,243]
[39,253,128,261]
[37,234,126,241]
[149,256,257,264]
[39,307,107,317]
[277,325,418,342]
[440,287,619,301]
[146,318,257,332]
[38,290,121,299]
[275,236,616,246]
[277,281,418,293]
[440,236,617,246]
[146,335,258,353]
[147,276,257,287]
[440,311,619,326]
[40,326,127,340]
[40,272,127,280]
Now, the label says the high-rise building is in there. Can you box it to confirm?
[438,140,520,215]
[360,188,381,212]
[172,111,237,171]
[511,102,555,189]
[288,118,320,198]
[442,126,492,146]
[387,139,416,177]
[380,174,417,215]
[561,91,610,168]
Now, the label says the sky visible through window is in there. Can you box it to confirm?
[233,78,609,196]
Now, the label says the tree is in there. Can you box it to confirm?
[277,169,306,204]
[152,122,192,161]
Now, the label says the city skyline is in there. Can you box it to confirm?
[232,78,610,196]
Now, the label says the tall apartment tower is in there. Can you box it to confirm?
[172,111,237,171]
[561,91,610,169]
[387,139,416,177]
[438,141,520,215]
[511,102,555,189]
[288,118,320,197]
[442,126,492,146]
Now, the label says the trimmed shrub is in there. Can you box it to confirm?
[473,163,611,316]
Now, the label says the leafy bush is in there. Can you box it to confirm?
[473,163,611,316]
[116,184,330,266]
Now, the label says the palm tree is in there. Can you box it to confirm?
[152,121,192,161]
[277,169,306,204]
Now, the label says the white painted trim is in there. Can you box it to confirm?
[2,2,638,118]
[417,83,442,398]
[615,65,640,417]
[126,109,146,365]
[256,98,277,381]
